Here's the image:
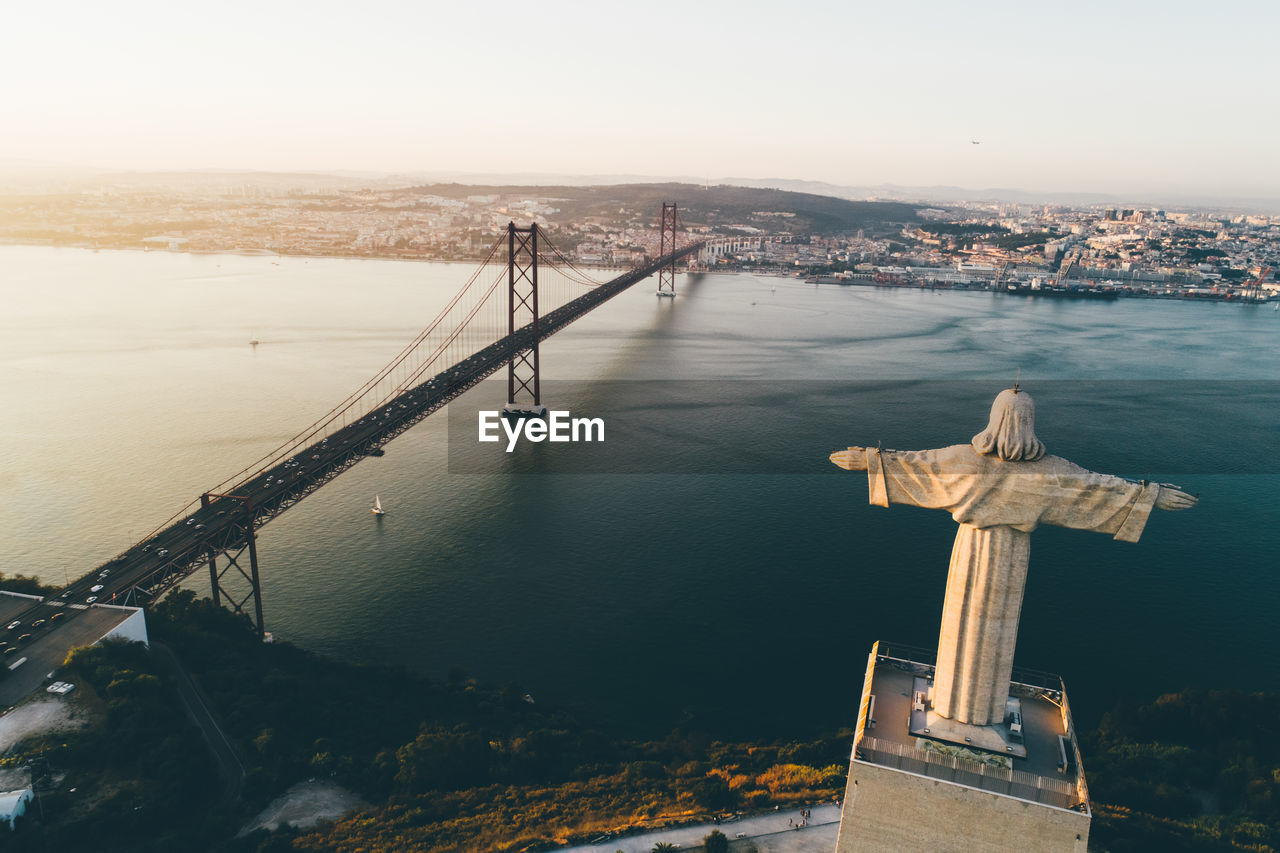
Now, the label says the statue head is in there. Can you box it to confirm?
[972,388,1045,461]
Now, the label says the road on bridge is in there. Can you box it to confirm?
[0,236,703,676]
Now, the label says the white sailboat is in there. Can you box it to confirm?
[371,495,386,516]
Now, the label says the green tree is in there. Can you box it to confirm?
[703,829,730,853]
[691,774,733,811]
[652,843,678,853]
[0,572,57,596]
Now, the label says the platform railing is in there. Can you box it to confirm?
[855,734,1082,811]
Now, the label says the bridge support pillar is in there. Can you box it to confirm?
[203,492,266,641]
[657,202,678,297]
[201,493,223,607]
[246,521,265,640]
[504,221,547,420]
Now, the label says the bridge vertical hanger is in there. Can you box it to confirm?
[657,202,678,297]
[202,492,267,640]
[504,221,547,419]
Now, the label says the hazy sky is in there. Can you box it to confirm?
[3,0,1277,196]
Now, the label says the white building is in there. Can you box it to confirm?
[0,788,33,830]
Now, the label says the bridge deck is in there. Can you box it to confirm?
[0,242,702,667]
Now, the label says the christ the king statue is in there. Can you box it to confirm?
[830,388,1197,727]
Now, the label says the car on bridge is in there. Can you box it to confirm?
[91,585,104,593]
[5,621,19,631]
[85,596,97,604]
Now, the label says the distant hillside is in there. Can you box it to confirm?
[410,181,921,236]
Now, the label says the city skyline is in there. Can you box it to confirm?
[3,1,1278,198]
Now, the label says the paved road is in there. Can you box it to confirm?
[153,641,244,803]
[557,803,841,853]
[0,596,135,707]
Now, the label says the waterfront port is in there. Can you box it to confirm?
[806,270,1272,303]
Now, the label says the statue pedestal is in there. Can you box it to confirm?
[899,672,1029,757]
[913,710,1028,759]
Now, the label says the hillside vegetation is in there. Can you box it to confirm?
[413,181,921,237]
[3,591,1276,852]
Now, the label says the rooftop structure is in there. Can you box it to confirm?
[853,642,1088,808]
[0,591,148,708]
[0,787,33,830]
[835,642,1091,852]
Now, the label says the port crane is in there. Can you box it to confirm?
[1244,266,1272,302]
[1056,252,1079,288]
[992,259,1012,290]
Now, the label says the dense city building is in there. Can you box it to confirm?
[0,176,1274,302]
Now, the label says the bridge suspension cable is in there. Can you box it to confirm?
[71,216,705,620]
[139,225,619,539]
[1,205,709,651]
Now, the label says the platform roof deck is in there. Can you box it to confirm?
[854,651,1088,814]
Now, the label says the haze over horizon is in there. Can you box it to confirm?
[3,0,1277,200]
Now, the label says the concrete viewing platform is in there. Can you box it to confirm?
[850,642,1088,814]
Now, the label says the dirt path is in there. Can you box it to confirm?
[239,779,368,835]
[152,641,245,803]
[557,803,842,853]
[0,697,87,754]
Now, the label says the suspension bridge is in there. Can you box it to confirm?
[2,207,702,660]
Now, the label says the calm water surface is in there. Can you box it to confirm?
[2,245,1277,738]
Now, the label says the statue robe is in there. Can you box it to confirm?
[864,445,1160,726]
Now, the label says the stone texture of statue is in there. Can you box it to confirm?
[830,389,1196,726]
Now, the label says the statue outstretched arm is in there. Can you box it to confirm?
[830,447,868,471]
[1155,484,1198,511]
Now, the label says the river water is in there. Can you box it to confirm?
[2,245,1277,738]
